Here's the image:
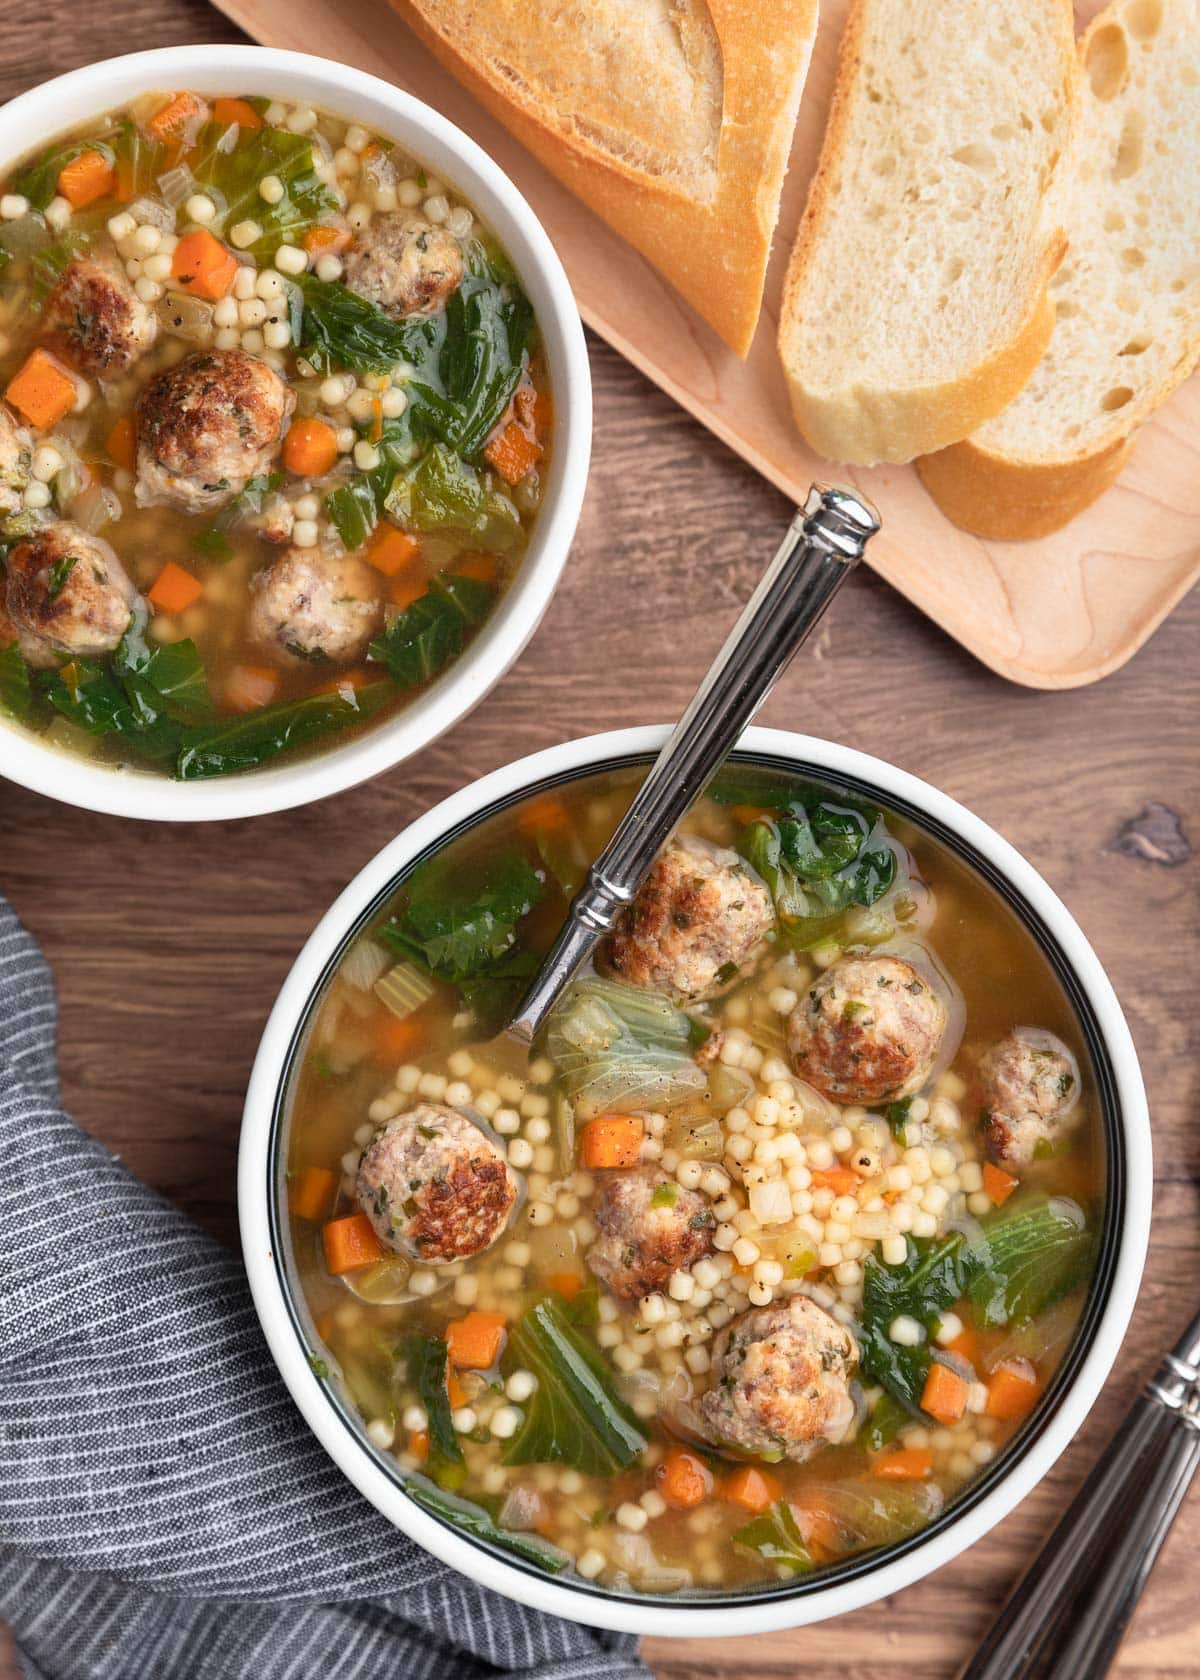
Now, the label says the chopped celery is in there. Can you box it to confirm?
[374,961,437,1019]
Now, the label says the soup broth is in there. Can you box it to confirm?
[282,764,1106,1596]
[0,92,549,778]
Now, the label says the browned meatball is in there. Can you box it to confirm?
[603,837,775,1003]
[587,1168,715,1301]
[135,349,294,515]
[787,953,947,1105]
[0,406,32,517]
[42,253,157,376]
[355,1103,518,1263]
[978,1029,1081,1170]
[343,214,464,317]
[5,522,136,668]
[248,547,382,666]
[699,1296,858,1463]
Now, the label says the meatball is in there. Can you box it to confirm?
[699,1296,858,1463]
[247,546,383,666]
[603,837,775,1002]
[0,406,32,518]
[978,1029,1081,1170]
[787,953,947,1105]
[343,214,464,317]
[42,253,157,377]
[587,1168,715,1301]
[135,349,294,515]
[4,522,136,669]
[356,1103,518,1263]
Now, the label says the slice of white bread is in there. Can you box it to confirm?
[778,0,1078,465]
[389,0,819,357]
[918,0,1200,539]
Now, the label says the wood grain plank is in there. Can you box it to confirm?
[206,0,1200,689]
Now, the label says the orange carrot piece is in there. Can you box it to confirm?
[172,229,238,300]
[147,560,204,614]
[921,1362,969,1425]
[451,552,499,585]
[6,349,77,430]
[105,415,137,471]
[945,1318,980,1368]
[314,667,371,697]
[322,1211,384,1274]
[728,805,774,826]
[213,96,262,129]
[282,416,340,479]
[365,525,421,577]
[446,1368,469,1410]
[547,1271,584,1301]
[516,792,572,841]
[986,1361,1040,1421]
[446,1310,507,1370]
[303,224,353,255]
[983,1162,1019,1206]
[388,575,428,612]
[58,148,116,209]
[657,1445,712,1510]
[483,419,542,485]
[408,1428,430,1460]
[373,1013,425,1064]
[370,396,384,443]
[723,1465,781,1515]
[147,91,208,141]
[290,1165,337,1223]
[579,1114,644,1170]
[809,1167,861,1197]
[874,1447,933,1481]
[224,665,278,713]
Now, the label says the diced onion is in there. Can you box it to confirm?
[748,1179,793,1226]
[156,165,196,208]
[125,195,174,232]
[341,938,390,992]
[156,290,215,342]
[69,482,121,533]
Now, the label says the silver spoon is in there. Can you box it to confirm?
[504,483,880,1048]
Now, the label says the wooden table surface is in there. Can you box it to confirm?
[2,7,1198,1677]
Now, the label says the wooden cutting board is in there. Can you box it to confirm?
[211,0,1200,689]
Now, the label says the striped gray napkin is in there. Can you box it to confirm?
[0,898,646,1680]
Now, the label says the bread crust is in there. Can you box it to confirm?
[389,0,818,357]
[777,0,1077,465]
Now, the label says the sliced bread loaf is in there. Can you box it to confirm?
[390,0,819,357]
[777,0,1078,465]
[918,0,1200,539]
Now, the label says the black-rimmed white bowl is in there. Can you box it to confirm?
[239,726,1152,1636]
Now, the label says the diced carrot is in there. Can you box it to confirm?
[921,1362,969,1425]
[6,349,77,430]
[516,792,572,842]
[447,1368,468,1410]
[303,223,353,255]
[728,805,773,826]
[388,575,428,612]
[945,1318,980,1367]
[171,229,238,300]
[58,148,116,209]
[723,1465,781,1515]
[290,1165,337,1223]
[224,664,278,712]
[580,1114,645,1170]
[983,1162,1019,1206]
[314,667,370,697]
[373,1012,425,1065]
[657,1445,712,1510]
[483,419,542,485]
[451,552,499,585]
[213,96,262,129]
[282,416,340,478]
[322,1211,384,1274]
[809,1167,861,1197]
[370,396,384,443]
[986,1360,1040,1421]
[513,382,552,440]
[148,560,204,614]
[105,415,137,471]
[446,1310,507,1370]
[794,1494,843,1562]
[408,1428,430,1460]
[361,142,384,161]
[547,1270,584,1301]
[874,1447,933,1481]
[147,91,208,141]
[364,524,420,577]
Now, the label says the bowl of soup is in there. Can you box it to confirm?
[240,727,1151,1635]
[0,46,590,819]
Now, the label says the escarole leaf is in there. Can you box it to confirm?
[405,1477,570,1573]
[174,682,390,780]
[737,795,901,953]
[795,1478,944,1554]
[369,573,496,690]
[12,137,116,210]
[546,976,706,1120]
[503,1296,647,1476]
[858,1232,971,1410]
[384,443,523,553]
[295,275,411,375]
[404,1334,465,1489]
[733,1502,814,1576]
[0,642,34,724]
[965,1196,1095,1330]
[191,124,339,261]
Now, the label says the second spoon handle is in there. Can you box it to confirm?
[506,484,880,1046]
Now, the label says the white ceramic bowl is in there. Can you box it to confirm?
[0,46,591,820]
[240,727,1152,1637]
